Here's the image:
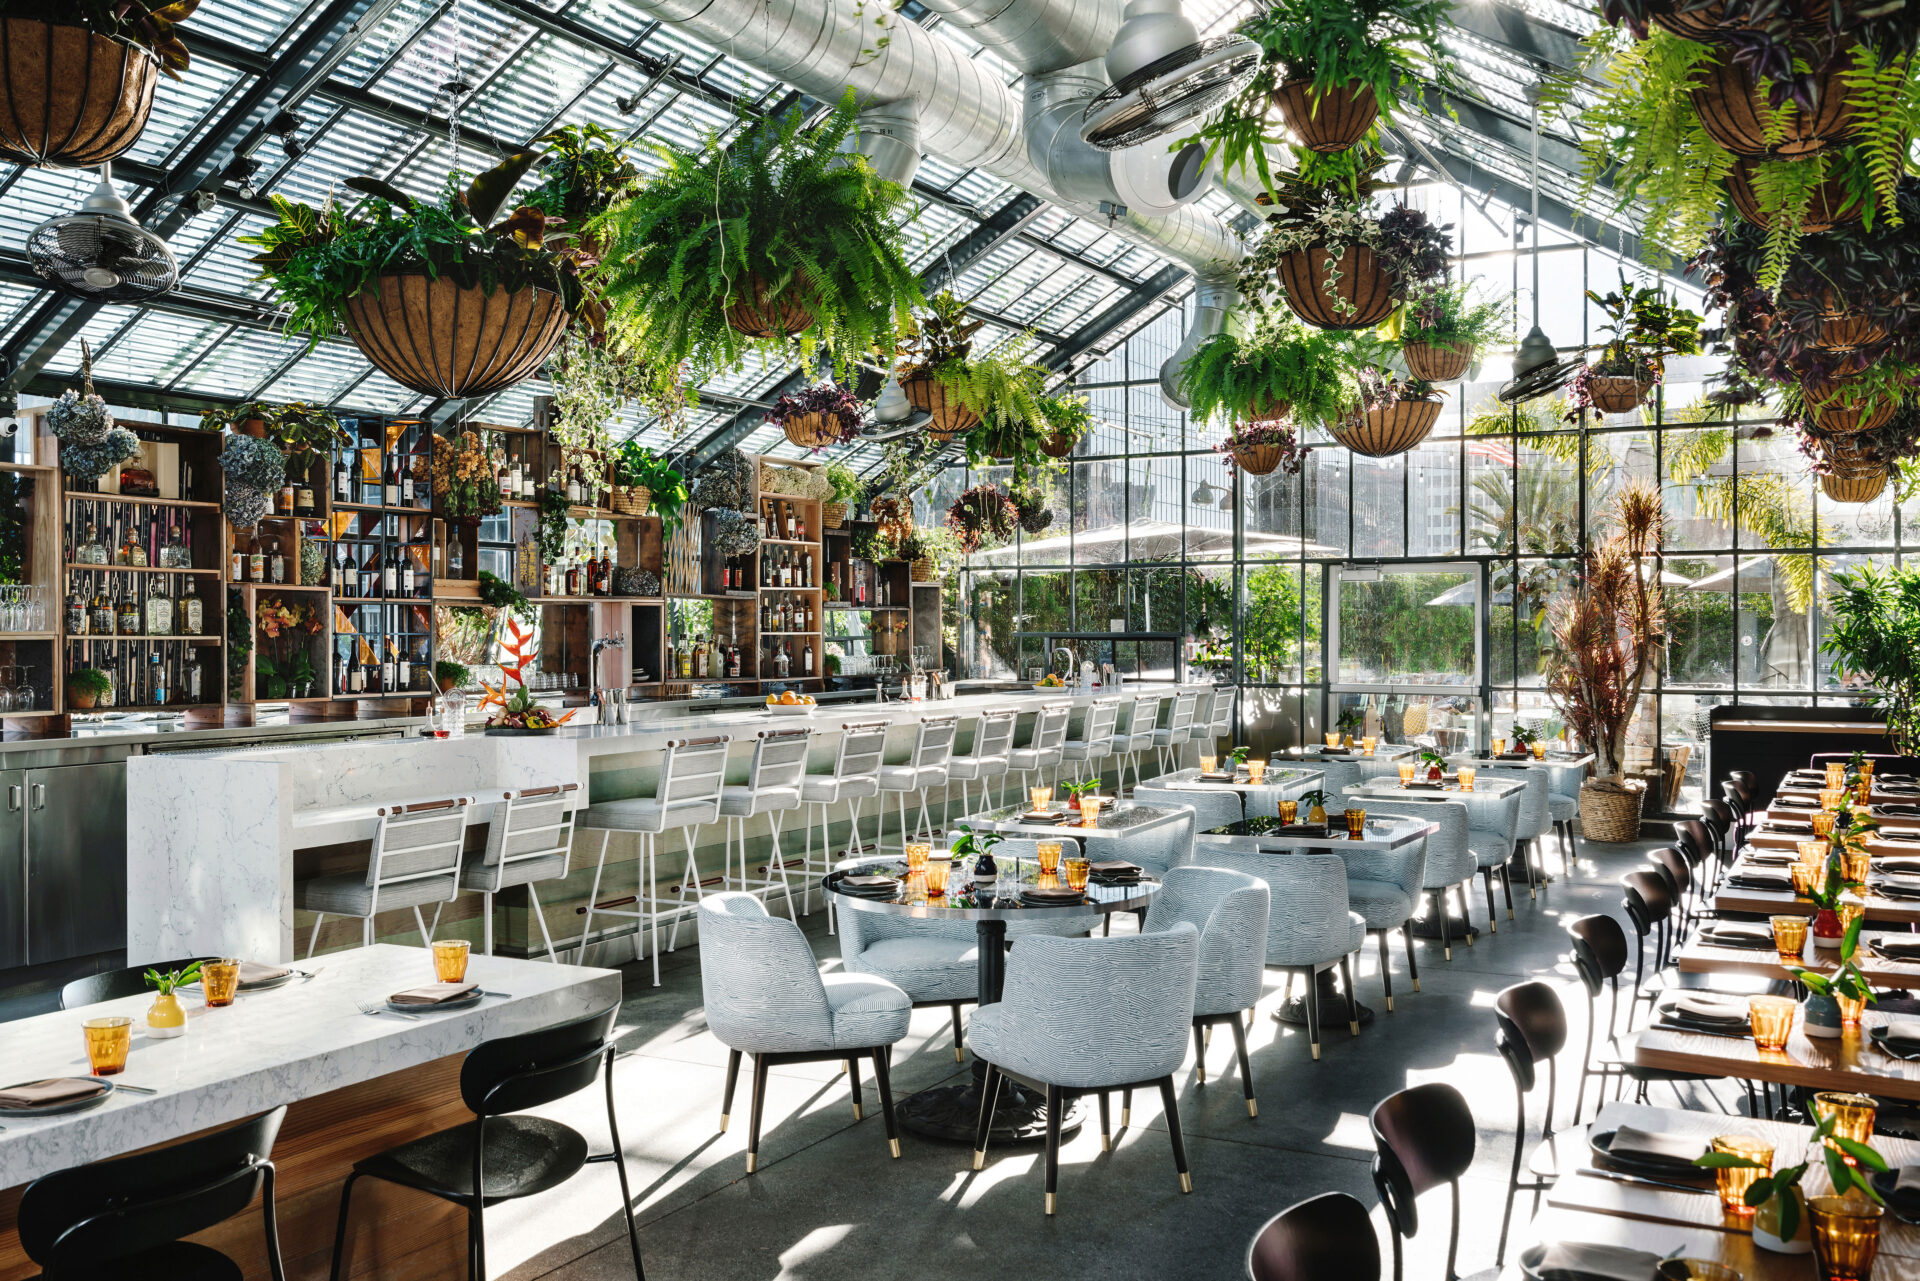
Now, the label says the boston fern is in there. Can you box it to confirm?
[1177,314,1350,427]
[1396,280,1512,349]
[590,89,921,379]
[244,150,592,347]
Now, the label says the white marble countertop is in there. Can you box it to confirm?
[0,944,620,1188]
[1344,776,1526,799]
[1196,813,1436,851]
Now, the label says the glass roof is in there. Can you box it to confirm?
[5,0,1638,458]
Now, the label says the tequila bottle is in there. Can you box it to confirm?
[144,582,173,636]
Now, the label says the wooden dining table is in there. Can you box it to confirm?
[1674,933,1920,990]
[1634,1001,1920,1100]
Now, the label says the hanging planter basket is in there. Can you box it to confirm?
[1244,395,1291,425]
[1277,243,1397,330]
[612,485,653,517]
[902,371,980,440]
[724,273,815,339]
[822,501,847,529]
[1039,429,1078,458]
[911,557,935,582]
[1691,60,1855,158]
[1822,467,1889,502]
[1333,399,1443,458]
[1587,374,1652,415]
[342,274,569,398]
[1270,79,1380,154]
[1811,308,1888,352]
[1228,444,1290,475]
[1725,160,1858,235]
[779,412,841,450]
[1811,395,1896,435]
[1403,341,1473,382]
[0,19,159,168]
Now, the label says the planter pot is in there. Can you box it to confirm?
[1244,395,1291,425]
[343,274,569,399]
[779,412,841,450]
[1802,990,1843,1038]
[1692,59,1856,157]
[66,686,98,710]
[822,501,847,529]
[1652,0,1741,40]
[1403,341,1473,382]
[437,677,457,694]
[1277,243,1397,330]
[236,418,269,438]
[0,18,159,168]
[1753,1186,1813,1254]
[1332,399,1442,458]
[1812,396,1895,435]
[1307,804,1326,825]
[611,485,652,516]
[1271,78,1380,153]
[146,991,186,1039]
[1580,779,1645,843]
[1812,309,1888,352]
[1586,374,1651,415]
[1039,429,1078,458]
[1821,468,1889,503]
[1726,159,1860,234]
[1229,443,1290,475]
[724,273,815,339]
[1812,907,1844,948]
[901,371,979,440]
[911,557,934,582]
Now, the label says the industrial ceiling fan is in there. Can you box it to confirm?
[1079,0,1259,152]
[27,166,178,303]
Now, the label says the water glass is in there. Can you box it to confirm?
[1748,995,1797,1051]
[1458,768,1476,791]
[1771,915,1810,963]
[1246,760,1266,783]
[1841,847,1870,883]
[1813,1092,1878,1153]
[1063,857,1091,890]
[1030,786,1053,812]
[1361,736,1377,756]
[1860,759,1876,779]
[1838,897,1866,936]
[904,841,930,874]
[1324,732,1339,747]
[1799,840,1829,867]
[1809,1195,1883,1281]
[84,1016,132,1075]
[1710,1135,1773,1216]
[1278,800,1298,824]
[925,859,951,896]
[1491,737,1506,755]
[432,938,471,983]
[1077,795,1104,825]
[1791,860,1819,897]
[1820,788,1844,812]
[1827,762,1847,788]
[1812,811,1836,838]
[1198,755,1217,774]
[1530,742,1547,759]
[202,957,241,1007]
[1397,763,1416,785]
[1036,841,1062,874]
[1344,808,1367,839]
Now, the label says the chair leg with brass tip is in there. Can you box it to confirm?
[1375,931,1395,1015]
[1403,922,1420,995]
[1158,1076,1191,1194]
[1121,1087,1132,1129]
[971,1064,1002,1172]
[1098,1092,1112,1152]
[1043,1083,1063,1216]
[1228,1011,1256,1120]
[949,1003,965,1064]
[873,1047,900,1161]
[1192,1023,1207,1085]
[720,1048,741,1135]
[1339,955,1361,1036]
[745,1054,769,1176]
[847,1055,863,1121]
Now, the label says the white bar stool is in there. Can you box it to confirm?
[944,708,1017,830]
[877,715,958,850]
[1110,692,1163,796]
[298,796,472,958]
[720,727,813,919]
[459,783,581,960]
[1059,697,1121,787]
[1153,689,1201,777]
[1004,701,1071,803]
[800,719,890,932]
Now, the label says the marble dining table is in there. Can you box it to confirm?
[1150,765,1320,817]
[0,944,618,1280]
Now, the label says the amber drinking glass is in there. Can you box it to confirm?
[1198,755,1217,775]
[1827,763,1848,789]
[1861,759,1877,779]
[1858,780,1874,804]
[1838,898,1866,936]
[1813,812,1837,838]
[1491,738,1506,755]
[1710,1135,1774,1216]
[1362,736,1377,756]
[1838,990,1868,1027]
[1771,915,1810,963]
[1036,841,1062,874]
[1458,768,1476,792]
[1064,857,1091,890]
[1278,800,1298,825]
[905,841,930,873]
[1791,861,1819,897]
[1748,995,1797,1051]
[925,858,952,896]
[1030,786,1053,812]
[432,938,470,983]
[1809,1195,1883,1281]
[83,1016,132,1075]
[1078,795,1104,825]
[1530,742,1547,759]
[1344,808,1367,839]
[1800,839,1829,866]
[1813,1093,1878,1152]
[202,957,241,1007]
[1841,847,1871,884]
[1397,762,1416,785]
[1821,787,1844,812]
[1246,760,1266,784]
[1324,732,1340,748]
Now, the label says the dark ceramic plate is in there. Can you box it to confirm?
[1588,1128,1711,1180]
[1869,1026,1920,1061]
[387,987,485,1013]
[0,1078,114,1117]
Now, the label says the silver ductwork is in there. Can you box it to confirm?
[838,100,922,187]
[918,0,1116,73]
[1159,265,1235,407]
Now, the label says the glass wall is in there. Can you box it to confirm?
[942,182,1918,816]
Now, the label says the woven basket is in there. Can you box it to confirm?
[1270,78,1379,154]
[1813,396,1896,435]
[1040,429,1078,458]
[1587,375,1651,415]
[911,557,934,582]
[1277,243,1396,330]
[725,273,815,339]
[0,18,158,167]
[1692,59,1855,157]
[612,485,652,516]
[1403,341,1473,382]
[343,274,569,398]
[901,371,980,438]
[1230,443,1288,475]
[1332,399,1442,458]
[1726,159,1857,234]
[1580,780,1644,844]
[1822,468,1889,503]
[823,501,847,529]
[780,412,841,450]
[1651,0,1746,40]
[1813,309,1887,352]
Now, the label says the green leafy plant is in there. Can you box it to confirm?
[1036,388,1093,450]
[851,525,896,563]
[948,821,1004,862]
[1394,280,1512,350]
[143,961,203,994]
[900,524,961,573]
[1419,748,1447,769]
[1230,746,1251,765]
[612,441,691,537]
[1795,913,1877,1004]
[1511,722,1540,747]
[896,289,981,383]
[1178,312,1351,428]
[1696,1111,1886,1243]
[435,659,472,689]
[823,460,863,506]
[591,89,920,378]
[8,0,202,77]
[266,402,350,466]
[1588,271,1703,378]
[1298,788,1329,811]
[1823,563,1920,754]
[946,484,1017,554]
[0,471,31,586]
[196,401,280,433]
[535,487,572,564]
[64,667,111,699]
[523,122,639,225]
[1062,776,1103,799]
[243,150,592,348]
[1240,171,1453,320]
[1336,707,1365,732]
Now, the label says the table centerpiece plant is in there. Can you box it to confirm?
[948,822,1005,895]
[1062,775,1103,816]
[142,960,202,1038]
[1299,788,1330,825]
[1792,913,1876,1037]
[1697,1110,1887,1253]
[1418,748,1446,783]
[478,619,578,735]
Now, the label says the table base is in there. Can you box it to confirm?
[1273,995,1375,1028]
[1410,913,1479,945]
[897,1079,1083,1144]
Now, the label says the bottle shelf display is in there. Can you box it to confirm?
[325,418,435,701]
[748,460,823,687]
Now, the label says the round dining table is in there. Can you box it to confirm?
[826,856,1160,1144]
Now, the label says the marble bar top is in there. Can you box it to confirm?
[0,944,619,1189]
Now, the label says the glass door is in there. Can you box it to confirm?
[1327,562,1485,752]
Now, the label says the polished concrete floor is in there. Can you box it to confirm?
[474,834,1675,1281]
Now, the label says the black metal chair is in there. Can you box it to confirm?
[1371,1081,1485,1281]
[18,1106,288,1280]
[1493,981,1565,1268]
[1622,869,1678,1015]
[60,957,214,1009]
[1648,846,1698,937]
[327,1006,643,1281]
[1567,913,1724,1122]
[1246,1190,1381,1281]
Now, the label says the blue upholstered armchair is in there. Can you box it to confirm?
[1144,865,1270,1114]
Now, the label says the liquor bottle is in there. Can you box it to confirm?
[66,581,86,635]
[330,544,344,593]
[565,558,580,597]
[803,550,813,587]
[179,577,203,635]
[183,648,204,703]
[726,635,741,678]
[295,466,316,517]
[247,539,265,583]
[341,544,359,597]
[146,652,168,705]
[77,520,109,566]
[795,509,807,542]
[116,592,140,636]
[144,581,173,636]
[268,539,285,585]
[803,643,814,676]
[383,452,400,506]
[348,656,364,694]
[763,504,776,539]
[566,467,581,504]
[449,537,464,578]
[597,551,612,597]
[774,642,790,679]
[384,546,398,597]
[334,449,352,505]
[90,587,113,636]
[279,480,296,515]
[497,454,512,500]
[380,645,395,692]
[401,456,416,507]
[122,528,147,568]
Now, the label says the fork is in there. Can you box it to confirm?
[356,1001,420,1021]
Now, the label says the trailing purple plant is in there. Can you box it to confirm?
[1212,420,1306,474]
[765,382,865,448]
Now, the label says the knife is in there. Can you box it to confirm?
[1575,1167,1716,1195]
[114,1083,158,1095]
[1649,1020,1752,1040]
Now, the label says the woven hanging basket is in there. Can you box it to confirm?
[1270,79,1380,154]
[1822,468,1889,503]
[901,371,980,439]
[911,557,935,582]
[1229,443,1289,475]
[1333,399,1442,458]
[1244,395,1291,425]
[724,273,815,339]
[342,274,569,398]
[612,485,652,517]
[780,412,841,450]
[1277,243,1397,330]
[822,501,847,529]
[1692,60,1855,157]
[1725,160,1858,235]
[1403,341,1474,383]
[1650,0,1753,41]
[1812,396,1896,435]
[0,19,158,167]
[1580,780,1644,843]
[1587,375,1651,415]
[1812,308,1887,352]
[1039,429,1078,458]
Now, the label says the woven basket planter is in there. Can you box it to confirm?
[1040,429,1078,458]
[725,274,815,339]
[1277,243,1396,330]
[1271,79,1379,154]
[1822,468,1890,503]
[1580,780,1644,843]
[1726,159,1858,234]
[1587,375,1651,415]
[611,485,652,517]
[1812,396,1896,435]
[822,501,847,529]
[1692,60,1855,157]
[1812,308,1888,352]
[779,412,841,450]
[343,274,569,398]
[1403,341,1473,382]
[1229,443,1289,475]
[1650,0,1760,40]
[0,18,158,167]
[911,557,935,583]
[1333,399,1442,458]
[902,371,980,439]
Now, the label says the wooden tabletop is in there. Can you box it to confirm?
[1713,882,1920,926]
[1503,1206,1860,1280]
[1635,1003,1920,1100]
[1675,933,1920,989]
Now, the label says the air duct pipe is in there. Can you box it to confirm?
[917,0,1116,72]
[1158,265,1235,404]
[837,100,922,187]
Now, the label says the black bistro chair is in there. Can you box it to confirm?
[18,1106,289,1280]
[1492,981,1567,1268]
[328,1005,643,1281]
[1246,1190,1382,1281]
[1371,1081,1493,1281]
[60,957,214,1009]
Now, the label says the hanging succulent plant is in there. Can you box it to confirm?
[1008,476,1055,536]
[708,507,761,557]
[946,484,1017,554]
[218,433,287,494]
[690,448,753,511]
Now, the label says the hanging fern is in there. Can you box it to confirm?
[1839,44,1919,223]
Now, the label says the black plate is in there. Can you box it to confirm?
[387,987,485,1013]
[1725,875,1794,891]
[0,1077,114,1117]
[1874,881,1920,901]
[1656,1001,1752,1034]
[1870,939,1920,963]
[1588,1127,1711,1180]
[1872,1169,1920,1224]
[1698,928,1778,950]
[1881,831,1920,843]
[1869,1026,1920,1060]
[1019,892,1086,906]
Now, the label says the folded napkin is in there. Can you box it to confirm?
[1532,1242,1662,1281]
[1873,936,1920,960]
[1089,860,1142,876]
[1701,922,1774,948]
[1765,819,1815,833]
[1880,857,1920,874]
[842,874,900,888]
[1880,872,1920,891]
[1728,870,1793,890]
[1020,887,1085,904]
[1880,830,1920,843]
[1895,1165,1920,1195]
[0,1078,106,1109]
[1606,1124,1708,1166]
[1020,809,1069,821]
[1881,804,1920,818]
[1672,992,1752,1024]
[1744,850,1798,865]
[390,981,479,1006]
[1884,1019,1920,1049]
[239,961,291,985]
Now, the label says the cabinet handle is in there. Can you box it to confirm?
[29,783,44,811]
[6,785,17,812]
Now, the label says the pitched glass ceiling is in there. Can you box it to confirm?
[4,0,1637,463]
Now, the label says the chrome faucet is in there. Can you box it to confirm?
[1051,645,1076,680]
[591,634,627,724]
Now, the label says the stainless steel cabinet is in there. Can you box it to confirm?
[26,761,128,964]
[0,769,24,970]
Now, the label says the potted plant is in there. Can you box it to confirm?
[1062,775,1104,818]
[1180,310,1350,427]
[1545,483,1668,841]
[243,149,591,398]
[197,400,279,438]
[895,290,985,439]
[958,357,1052,466]
[612,441,690,532]
[768,382,865,451]
[821,461,861,530]
[1036,388,1092,458]
[589,90,919,378]
[476,569,534,621]
[1331,367,1445,458]
[1568,273,1702,416]
[949,822,1005,892]
[141,960,201,1039]
[64,667,110,710]
[1793,915,1876,1036]
[946,483,1017,554]
[47,341,140,484]
[478,620,579,734]
[851,525,897,564]
[1418,748,1446,783]
[1299,787,1330,825]
[524,121,639,234]
[218,433,287,531]
[435,659,471,694]
[1396,280,1512,382]
[1823,562,1920,752]
[1696,1110,1887,1254]
[899,525,959,582]
[1007,473,1055,536]
[0,0,198,167]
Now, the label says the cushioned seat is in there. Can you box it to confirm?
[801,773,878,803]
[296,868,457,917]
[1345,877,1416,925]
[878,763,942,790]
[1329,841,1425,1011]
[1142,866,1269,1110]
[474,850,567,891]
[35,1239,245,1281]
[849,936,979,1002]
[822,971,914,1047]
[719,784,800,817]
[582,796,716,832]
[1548,793,1577,822]
[355,1115,590,1203]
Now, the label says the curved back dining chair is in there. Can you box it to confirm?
[1370,1081,1478,1281]
[1246,1191,1380,1281]
[1492,980,1567,1266]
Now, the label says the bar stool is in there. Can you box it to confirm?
[721,727,813,919]
[1004,701,1071,803]
[1058,697,1120,787]
[575,734,731,985]
[1204,683,1234,758]
[298,796,472,958]
[945,708,1017,829]
[460,783,580,960]
[1153,688,1200,777]
[877,715,958,850]
[1109,692,1163,796]
[801,719,890,928]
